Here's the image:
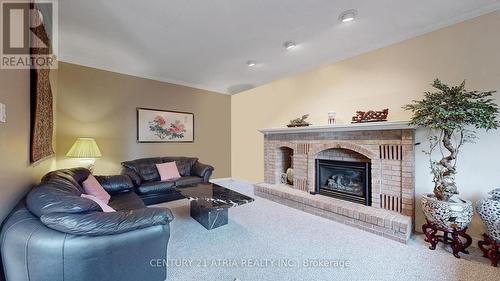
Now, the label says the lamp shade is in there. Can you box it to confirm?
[66,138,102,158]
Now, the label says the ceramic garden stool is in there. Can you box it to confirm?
[478,233,499,267]
[422,220,472,258]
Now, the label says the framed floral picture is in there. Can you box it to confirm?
[137,108,194,143]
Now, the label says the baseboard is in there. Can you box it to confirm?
[211,178,260,187]
[225,178,257,185]
[210,177,234,183]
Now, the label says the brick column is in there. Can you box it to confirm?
[293,143,309,191]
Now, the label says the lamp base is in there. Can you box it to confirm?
[79,158,96,173]
[87,163,95,173]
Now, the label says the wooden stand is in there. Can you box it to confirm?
[422,220,472,258]
[478,233,499,267]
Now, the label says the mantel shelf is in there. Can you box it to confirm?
[259,121,416,135]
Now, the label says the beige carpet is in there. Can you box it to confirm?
[155,180,499,281]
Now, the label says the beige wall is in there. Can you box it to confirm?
[231,12,500,239]
[56,62,231,178]
[0,69,57,224]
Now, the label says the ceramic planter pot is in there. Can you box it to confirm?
[476,188,500,242]
[421,194,473,231]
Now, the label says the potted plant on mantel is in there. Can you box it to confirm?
[404,79,499,231]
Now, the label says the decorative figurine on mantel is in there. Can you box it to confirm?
[327,111,337,125]
[477,188,500,267]
[404,79,499,258]
[351,109,389,123]
[287,114,311,127]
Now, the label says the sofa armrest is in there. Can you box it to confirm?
[121,167,142,186]
[40,208,174,236]
[94,175,133,195]
[192,161,214,182]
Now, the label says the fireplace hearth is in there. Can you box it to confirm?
[315,159,371,206]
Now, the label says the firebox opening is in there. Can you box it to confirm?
[315,159,371,206]
[277,147,294,185]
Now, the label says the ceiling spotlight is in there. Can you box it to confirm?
[246,60,257,67]
[284,41,296,50]
[339,9,357,23]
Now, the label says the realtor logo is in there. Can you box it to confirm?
[1,0,58,69]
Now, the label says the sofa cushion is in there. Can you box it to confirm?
[136,181,175,195]
[121,167,142,186]
[122,158,163,182]
[161,157,197,176]
[174,176,204,187]
[109,192,146,211]
[95,175,134,194]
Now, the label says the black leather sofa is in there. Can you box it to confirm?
[0,168,174,281]
[121,157,214,205]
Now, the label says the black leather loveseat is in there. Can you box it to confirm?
[0,168,174,281]
[121,157,214,205]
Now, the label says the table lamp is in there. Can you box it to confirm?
[66,137,102,172]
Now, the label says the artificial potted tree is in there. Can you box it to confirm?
[404,79,499,231]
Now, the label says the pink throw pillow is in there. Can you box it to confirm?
[82,175,111,204]
[156,162,181,181]
[81,194,116,212]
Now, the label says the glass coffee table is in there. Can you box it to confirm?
[174,183,254,230]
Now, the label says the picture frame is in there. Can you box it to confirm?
[137,108,194,143]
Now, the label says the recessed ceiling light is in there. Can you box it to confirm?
[284,41,296,50]
[339,9,357,23]
[246,60,257,67]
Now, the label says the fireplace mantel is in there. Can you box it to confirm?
[259,121,416,135]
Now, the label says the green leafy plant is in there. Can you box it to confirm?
[404,79,499,201]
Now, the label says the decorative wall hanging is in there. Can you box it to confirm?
[30,2,54,163]
[137,108,194,143]
[351,109,389,123]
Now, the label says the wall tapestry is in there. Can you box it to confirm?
[137,108,194,143]
[30,2,54,163]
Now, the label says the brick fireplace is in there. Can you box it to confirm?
[254,122,416,243]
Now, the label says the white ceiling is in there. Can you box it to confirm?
[59,0,500,94]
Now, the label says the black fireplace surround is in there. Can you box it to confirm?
[315,159,371,206]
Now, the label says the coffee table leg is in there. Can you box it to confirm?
[190,201,228,230]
